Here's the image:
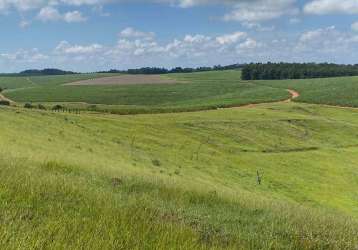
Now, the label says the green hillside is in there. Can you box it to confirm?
[255,76,358,107]
[0,102,357,249]
[0,70,358,249]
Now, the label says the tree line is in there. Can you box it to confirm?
[241,63,358,80]
[98,64,245,75]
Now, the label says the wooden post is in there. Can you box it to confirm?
[257,170,262,185]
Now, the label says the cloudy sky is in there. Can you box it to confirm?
[1,0,358,72]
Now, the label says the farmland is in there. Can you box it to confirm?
[255,76,358,107]
[2,71,358,115]
[2,71,290,114]
[0,70,357,249]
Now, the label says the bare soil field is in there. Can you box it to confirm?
[65,75,181,86]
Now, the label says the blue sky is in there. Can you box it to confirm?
[0,0,358,72]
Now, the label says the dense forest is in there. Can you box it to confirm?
[98,64,244,74]
[19,69,76,76]
[0,68,76,77]
[241,63,358,80]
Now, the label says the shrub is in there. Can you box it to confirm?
[37,104,47,110]
[152,159,161,167]
[0,100,10,106]
[88,105,97,111]
[24,103,33,109]
[0,87,3,93]
[52,105,63,111]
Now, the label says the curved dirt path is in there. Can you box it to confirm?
[237,89,300,109]
[0,93,15,105]
[285,89,300,102]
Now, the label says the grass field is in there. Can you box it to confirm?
[2,71,358,115]
[0,102,357,249]
[2,71,290,114]
[0,70,358,249]
[254,76,358,107]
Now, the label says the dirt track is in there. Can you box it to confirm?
[0,93,14,104]
[65,75,181,86]
[286,89,300,101]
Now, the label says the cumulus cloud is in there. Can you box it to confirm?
[37,6,86,23]
[295,26,358,59]
[304,0,358,14]
[0,0,300,25]
[119,27,155,40]
[0,48,48,62]
[352,22,358,32]
[216,32,247,45]
[54,40,103,54]
[2,25,358,72]
[224,0,298,23]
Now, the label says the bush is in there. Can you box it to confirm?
[24,103,33,109]
[152,159,161,167]
[0,87,3,93]
[0,100,10,106]
[52,105,63,111]
[37,104,47,110]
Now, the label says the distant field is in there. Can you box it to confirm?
[0,73,113,90]
[255,76,358,107]
[3,70,290,114]
[66,74,181,86]
[2,71,358,115]
[0,102,357,248]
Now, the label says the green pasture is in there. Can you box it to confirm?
[0,102,357,249]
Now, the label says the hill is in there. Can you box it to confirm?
[0,102,357,249]
[0,70,357,249]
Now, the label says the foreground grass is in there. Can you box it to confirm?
[0,103,357,248]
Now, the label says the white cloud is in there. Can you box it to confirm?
[37,6,86,23]
[216,32,247,45]
[0,0,299,25]
[54,41,103,54]
[19,20,31,28]
[304,0,358,14]
[0,48,48,62]
[37,6,62,22]
[224,0,298,23]
[294,26,358,57]
[63,10,87,22]
[351,22,358,32]
[119,27,155,40]
[3,25,358,72]
[237,38,258,50]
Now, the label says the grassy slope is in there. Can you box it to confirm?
[3,71,289,113]
[255,76,358,107]
[0,103,357,249]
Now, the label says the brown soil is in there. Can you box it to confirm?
[0,93,15,104]
[287,89,300,100]
[64,75,181,86]
[236,89,301,109]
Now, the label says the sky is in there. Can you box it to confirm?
[0,0,358,72]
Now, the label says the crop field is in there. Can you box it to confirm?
[2,71,290,114]
[2,71,358,115]
[0,70,358,249]
[254,76,358,107]
[66,74,181,86]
